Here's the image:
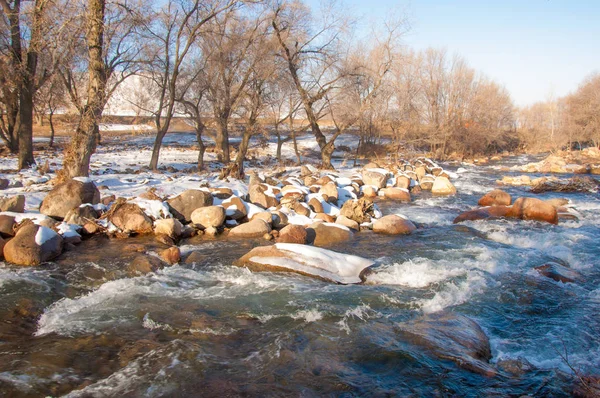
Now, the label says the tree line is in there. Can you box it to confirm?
[1,0,597,179]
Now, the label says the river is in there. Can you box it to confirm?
[0,155,599,397]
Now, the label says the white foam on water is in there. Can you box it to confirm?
[366,258,466,288]
[417,272,487,314]
[337,304,380,334]
[291,309,323,323]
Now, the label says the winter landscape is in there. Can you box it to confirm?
[1,0,600,397]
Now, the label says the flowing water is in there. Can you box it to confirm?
[1,156,599,397]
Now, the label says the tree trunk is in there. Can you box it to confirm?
[215,118,230,163]
[149,127,167,171]
[60,0,106,179]
[196,126,206,171]
[48,109,55,148]
[321,142,335,170]
[235,129,252,178]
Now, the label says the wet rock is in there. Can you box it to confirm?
[508,197,558,224]
[453,206,512,223]
[64,205,99,225]
[167,189,213,223]
[160,246,181,265]
[0,178,9,189]
[496,357,536,376]
[314,213,335,223]
[534,262,581,283]
[110,202,154,234]
[40,179,100,219]
[191,206,226,229]
[339,197,374,224]
[3,222,64,266]
[127,255,165,275]
[184,251,208,265]
[336,215,359,230]
[478,189,512,206]
[431,176,457,195]
[373,214,416,235]
[308,222,353,247]
[362,169,388,189]
[155,233,175,246]
[397,312,495,376]
[0,194,25,213]
[248,184,279,209]
[236,243,374,284]
[277,224,308,244]
[228,219,272,238]
[0,214,16,237]
[380,187,411,202]
[153,218,183,239]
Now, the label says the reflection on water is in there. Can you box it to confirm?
[1,156,599,396]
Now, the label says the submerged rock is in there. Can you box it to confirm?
[40,179,100,220]
[534,262,581,283]
[236,243,375,284]
[397,312,495,376]
[453,206,512,223]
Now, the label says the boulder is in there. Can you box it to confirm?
[0,214,16,237]
[277,224,308,244]
[236,243,374,284]
[308,222,353,247]
[380,187,411,202]
[453,206,511,223]
[339,197,374,224]
[319,182,338,204]
[314,213,335,223]
[271,211,288,228]
[153,218,183,239]
[248,184,279,209]
[110,202,154,234]
[228,219,271,239]
[210,187,233,199]
[508,197,558,224]
[191,206,226,229]
[3,223,64,266]
[308,197,324,213]
[545,198,569,208]
[478,189,511,206]
[127,255,165,276]
[419,175,435,191]
[250,211,273,225]
[362,185,378,198]
[0,178,9,190]
[160,246,181,265]
[222,196,248,220]
[431,177,457,195]
[397,312,494,376]
[0,194,25,213]
[373,214,416,235]
[167,189,213,223]
[40,179,100,220]
[534,262,581,283]
[335,215,359,230]
[362,169,388,189]
[64,205,99,225]
[498,175,532,186]
[395,174,411,190]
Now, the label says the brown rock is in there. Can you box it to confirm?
[319,182,338,204]
[419,175,435,191]
[0,194,25,213]
[271,211,288,228]
[184,251,208,265]
[210,187,233,199]
[362,170,388,189]
[340,197,374,224]
[478,189,512,206]
[228,219,272,238]
[380,187,411,202]
[64,205,99,225]
[191,206,226,229]
[153,218,183,239]
[222,196,248,220]
[250,211,273,225]
[102,195,116,206]
[293,202,312,217]
[534,262,580,283]
[167,189,213,223]
[0,214,16,237]
[453,206,512,223]
[308,197,324,213]
[110,203,154,234]
[40,179,100,220]
[362,185,378,198]
[314,213,335,223]
[431,176,457,195]
[372,215,416,235]
[248,184,279,209]
[508,197,559,224]
[308,222,353,247]
[545,198,569,208]
[160,246,181,265]
[3,223,64,266]
[336,215,359,230]
[396,174,411,189]
[277,224,308,244]
[127,255,165,276]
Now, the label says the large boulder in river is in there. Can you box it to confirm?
[228,218,271,238]
[534,262,581,283]
[478,189,511,206]
[339,197,374,224]
[236,243,375,284]
[507,197,558,224]
[191,206,225,229]
[308,222,353,247]
[362,169,388,189]
[277,224,308,244]
[3,223,64,266]
[110,202,154,234]
[380,187,411,202]
[373,214,416,235]
[397,312,494,376]
[153,218,183,240]
[40,179,100,220]
[431,176,456,195]
[0,194,25,213]
[453,206,512,223]
[167,189,213,223]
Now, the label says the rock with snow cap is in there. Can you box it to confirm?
[431,176,457,195]
[3,222,64,266]
[110,202,154,234]
[362,169,388,189]
[40,179,100,220]
[63,205,99,226]
[237,243,375,284]
[248,183,279,209]
[191,206,226,229]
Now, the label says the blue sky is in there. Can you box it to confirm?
[305,0,600,106]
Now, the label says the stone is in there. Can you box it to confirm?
[508,197,558,224]
[293,202,312,217]
[335,215,359,230]
[236,243,374,284]
[431,176,457,195]
[160,246,181,265]
[380,187,411,202]
[545,198,569,208]
[0,194,25,213]
[138,190,163,201]
[40,179,100,220]
[167,189,213,223]
[362,170,388,189]
[210,187,233,199]
[184,251,208,265]
[205,226,218,236]
[419,175,435,191]
[415,166,427,180]
[0,214,16,237]
[453,206,512,223]
[339,197,374,224]
[362,185,378,198]
[534,262,581,283]
[155,233,175,246]
[398,312,494,376]
[271,211,288,228]
[102,195,116,206]
[228,219,272,239]
[248,184,279,209]
[373,214,416,235]
[191,206,226,229]
[314,213,335,223]
[3,223,64,266]
[395,174,411,190]
[277,224,308,244]
[250,211,273,225]
[308,197,324,213]
[308,222,353,247]
[478,189,512,206]
[63,205,99,226]
[153,218,183,239]
[499,175,532,186]
[127,255,165,276]
[110,202,154,233]
[319,182,338,204]
[222,196,248,220]
[0,178,9,190]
